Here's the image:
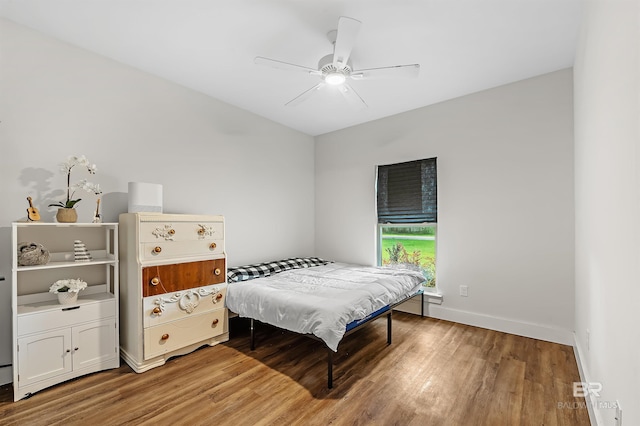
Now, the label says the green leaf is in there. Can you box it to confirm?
[65,199,82,208]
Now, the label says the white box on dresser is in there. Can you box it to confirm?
[118,213,228,373]
[11,222,120,402]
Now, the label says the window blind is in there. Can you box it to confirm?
[376,157,437,223]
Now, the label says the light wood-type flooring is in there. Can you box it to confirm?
[0,312,590,425]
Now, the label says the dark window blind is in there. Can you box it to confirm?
[377,157,437,223]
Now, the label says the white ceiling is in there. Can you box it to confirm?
[0,0,582,136]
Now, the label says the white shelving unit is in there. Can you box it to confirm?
[11,222,120,401]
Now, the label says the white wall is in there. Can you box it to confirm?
[574,0,640,425]
[315,69,575,344]
[0,19,315,383]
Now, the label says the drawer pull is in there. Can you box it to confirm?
[212,318,219,326]
[152,307,161,315]
[153,246,162,254]
[209,242,217,250]
[161,334,170,341]
[198,228,205,236]
[214,268,221,276]
[150,277,160,286]
[66,349,71,353]
[74,347,79,351]
[216,293,223,300]
[168,229,175,235]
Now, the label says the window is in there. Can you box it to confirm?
[378,224,436,288]
[376,158,437,289]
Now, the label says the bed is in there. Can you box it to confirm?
[225,257,425,388]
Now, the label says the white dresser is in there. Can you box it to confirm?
[11,222,120,401]
[118,213,228,373]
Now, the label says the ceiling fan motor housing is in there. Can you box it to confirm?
[318,54,352,79]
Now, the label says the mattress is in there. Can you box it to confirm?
[225,262,425,351]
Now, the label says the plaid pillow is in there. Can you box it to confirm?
[227,257,330,282]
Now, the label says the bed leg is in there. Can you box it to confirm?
[327,349,333,389]
[250,318,255,351]
[387,311,392,345]
[421,292,425,317]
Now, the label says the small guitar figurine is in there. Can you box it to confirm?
[26,196,41,222]
[92,198,102,223]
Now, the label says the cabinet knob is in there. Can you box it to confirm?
[152,307,161,315]
[74,347,79,351]
[161,334,169,341]
[66,349,71,353]
[209,242,217,250]
[150,277,160,286]
[168,229,175,235]
[214,268,221,276]
[153,246,162,254]
[216,293,223,300]
[212,318,219,326]
[198,228,205,235]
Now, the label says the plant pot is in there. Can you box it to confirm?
[56,208,78,223]
[57,291,78,305]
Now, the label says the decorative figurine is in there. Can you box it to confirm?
[74,240,92,262]
[92,198,102,223]
[26,197,41,222]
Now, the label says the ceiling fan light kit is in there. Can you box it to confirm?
[325,73,346,85]
[255,16,420,108]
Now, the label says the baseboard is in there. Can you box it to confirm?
[425,304,573,346]
[573,333,599,425]
[0,365,12,386]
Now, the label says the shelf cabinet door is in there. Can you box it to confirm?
[72,319,117,370]
[17,329,73,386]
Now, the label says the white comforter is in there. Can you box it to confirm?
[225,262,425,351]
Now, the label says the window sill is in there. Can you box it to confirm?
[423,290,443,305]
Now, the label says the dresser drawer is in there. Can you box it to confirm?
[143,309,227,360]
[141,239,224,261]
[139,221,223,243]
[143,284,226,327]
[17,300,116,336]
[142,258,226,297]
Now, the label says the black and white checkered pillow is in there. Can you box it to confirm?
[227,257,330,282]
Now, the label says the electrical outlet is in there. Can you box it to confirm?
[615,400,622,426]
[459,285,468,297]
[586,329,590,351]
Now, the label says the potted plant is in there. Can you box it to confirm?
[48,155,102,223]
[49,278,88,305]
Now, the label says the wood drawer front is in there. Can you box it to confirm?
[143,310,227,360]
[140,239,224,261]
[17,300,116,336]
[142,259,226,297]
[143,284,226,327]
[139,221,223,243]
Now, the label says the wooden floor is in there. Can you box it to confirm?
[0,312,590,426]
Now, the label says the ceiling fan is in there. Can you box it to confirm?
[255,16,420,108]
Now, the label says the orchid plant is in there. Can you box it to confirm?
[49,155,102,209]
[49,278,88,294]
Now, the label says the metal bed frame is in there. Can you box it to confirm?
[248,290,424,388]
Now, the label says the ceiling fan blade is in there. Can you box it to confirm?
[338,83,368,109]
[350,64,420,80]
[333,16,361,67]
[285,83,325,107]
[255,56,322,76]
